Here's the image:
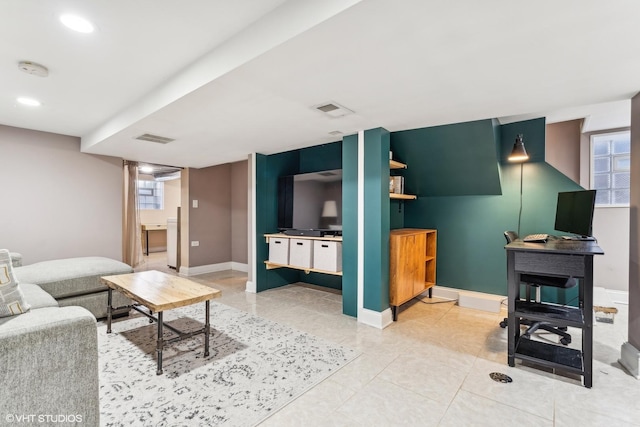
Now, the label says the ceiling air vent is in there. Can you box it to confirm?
[135,133,175,144]
[314,102,354,118]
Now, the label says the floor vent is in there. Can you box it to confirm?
[135,133,175,144]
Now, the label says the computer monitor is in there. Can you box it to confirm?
[554,190,597,238]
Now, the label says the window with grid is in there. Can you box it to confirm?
[138,180,164,210]
[590,131,630,206]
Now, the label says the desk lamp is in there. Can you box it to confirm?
[508,134,529,236]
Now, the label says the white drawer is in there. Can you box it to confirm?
[268,238,289,265]
[313,240,342,272]
[289,239,313,269]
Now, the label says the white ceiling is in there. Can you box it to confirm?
[2,0,639,168]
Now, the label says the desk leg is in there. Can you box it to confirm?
[107,288,113,334]
[507,251,517,367]
[204,300,210,357]
[156,311,164,375]
[145,230,149,256]
[583,256,594,388]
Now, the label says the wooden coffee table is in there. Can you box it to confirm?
[100,270,221,375]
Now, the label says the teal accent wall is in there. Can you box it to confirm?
[255,142,345,293]
[363,129,391,311]
[392,119,502,197]
[342,134,359,316]
[255,152,301,292]
[396,117,583,297]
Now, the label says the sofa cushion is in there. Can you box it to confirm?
[14,257,133,299]
[20,283,58,310]
[0,249,30,317]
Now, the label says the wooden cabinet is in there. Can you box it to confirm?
[389,228,437,320]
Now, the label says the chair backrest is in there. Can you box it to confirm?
[504,231,518,244]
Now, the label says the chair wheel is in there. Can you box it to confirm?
[560,337,571,345]
[499,320,507,328]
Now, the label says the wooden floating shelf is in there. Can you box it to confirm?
[390,193,417,200]
[389,159,407,169]
[264,261,343,276]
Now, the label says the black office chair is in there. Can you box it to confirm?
[501,231,578,345]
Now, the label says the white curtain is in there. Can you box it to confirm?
[123,160,143,267]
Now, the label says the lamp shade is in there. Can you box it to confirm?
[321,200,338,217]
[508,134,529,162]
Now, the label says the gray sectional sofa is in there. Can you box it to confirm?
[0,283,100,424]
[13,255,133,318]
[1,253,134,424]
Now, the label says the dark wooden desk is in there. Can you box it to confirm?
[505,238,604,388]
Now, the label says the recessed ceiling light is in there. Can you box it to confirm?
[60,14,95,33]
[17,97,41,107]
[140,166,154,173]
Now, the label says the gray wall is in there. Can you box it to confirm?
[0,125,122,264]
[187,160,248,267]
[231,160,248,264]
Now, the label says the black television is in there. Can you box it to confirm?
[554,190,597,239]
[277,169,342,235]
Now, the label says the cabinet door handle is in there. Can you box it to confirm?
[296,242,303,246]
[321,244,329,248]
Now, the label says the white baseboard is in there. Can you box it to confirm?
[620,342,640,379]
[358,307,393,329]
[431,286,505,313]
[179,262,248,277]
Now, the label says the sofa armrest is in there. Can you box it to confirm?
[0,307,99,425]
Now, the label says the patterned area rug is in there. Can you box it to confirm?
[98,302,357,426]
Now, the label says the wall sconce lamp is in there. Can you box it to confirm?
[509,134,529,236]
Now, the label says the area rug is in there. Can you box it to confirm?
[98,302,358,427]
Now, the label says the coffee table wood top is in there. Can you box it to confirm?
[100,270,221,312]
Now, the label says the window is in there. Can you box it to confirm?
[590,131,630,206]
[138,180,164,210]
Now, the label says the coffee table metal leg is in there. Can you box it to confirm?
[107,288,113,334]
[204,300,210,357]
[156,311,164,375]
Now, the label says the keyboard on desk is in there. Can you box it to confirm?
[523,233,549,242]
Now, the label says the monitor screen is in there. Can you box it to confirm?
[554,190,597,237]
[277,169,342,232]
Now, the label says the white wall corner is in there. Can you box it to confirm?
[358,307,393,329]
[245,280,257,293]
[620,342,640,379]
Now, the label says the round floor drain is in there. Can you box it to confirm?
[489,372,513,383]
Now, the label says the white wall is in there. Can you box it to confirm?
[580,128,630,291]
[592,207,629,291]
[0,125,123,264]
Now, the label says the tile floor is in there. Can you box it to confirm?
[136,252,639,426]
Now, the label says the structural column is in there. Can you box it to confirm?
[342,128,392,327]
[621,92,640,378]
